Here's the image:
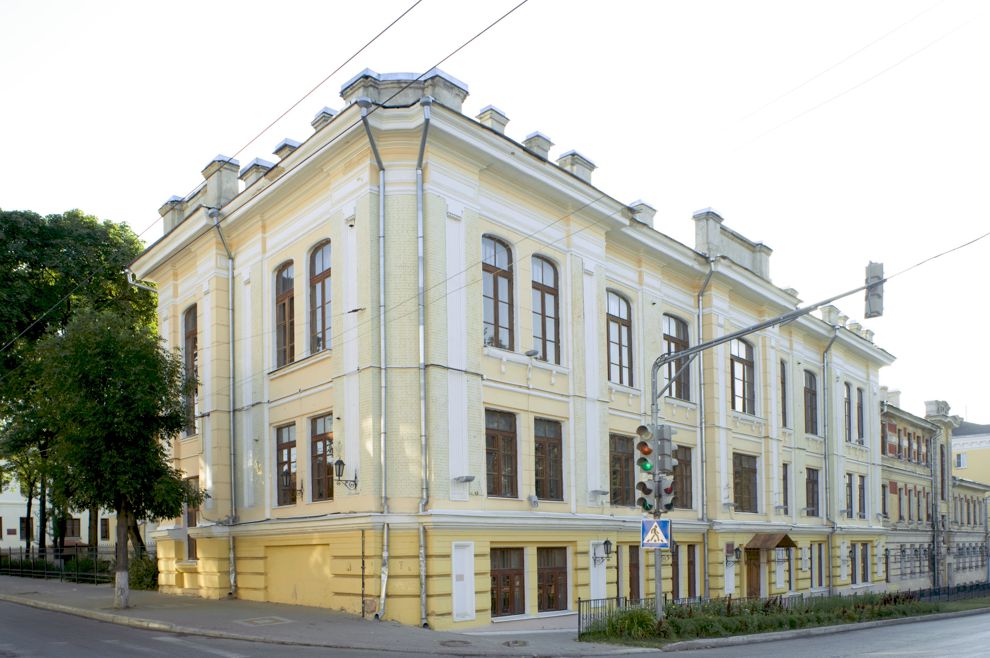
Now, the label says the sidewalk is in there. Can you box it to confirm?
[0,576,655,656]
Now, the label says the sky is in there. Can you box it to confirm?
[2,0,987,420]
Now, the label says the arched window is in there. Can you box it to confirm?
[606,291,632,386]
[730,338,755,414]
[310,241,331,353]
[531,256,559,364]
[183,305,198,435]
[482,236,513,349]
[663,314,689,400]
[275,262,295,367]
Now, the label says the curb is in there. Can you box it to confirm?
[0,592,651,658]
[661,607,990,651]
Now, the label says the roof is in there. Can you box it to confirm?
[955,421,990,437]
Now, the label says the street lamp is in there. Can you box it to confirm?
[593,539,613,565]
[725,547,743,566]
[334,458,359,490]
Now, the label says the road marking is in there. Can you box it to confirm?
[102,639,170,654]
[153,636,246,658]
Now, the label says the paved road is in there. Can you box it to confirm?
[682,610,990,657]
[0,601,441,658]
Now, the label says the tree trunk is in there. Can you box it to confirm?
[23,494,33,555]
[38,483,47,559]
[88,506,99,549]
[114,505,130,609]
[127,516,146,555]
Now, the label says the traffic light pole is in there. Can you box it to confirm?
[647,273,884,621]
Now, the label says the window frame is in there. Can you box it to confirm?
[803,370,818,435]
[534,418,563,501]
[531,255,560,364]
[482,236,514,350]
[732,452,758,513]
[275,261,295,368]
[662,314,690,401]
[185,475,199,559]
[490,547,525,617]
[606,290,633,387]
[806,468,820,517]
[536,547,568,612]
[856,387,865,442]
[183,305,198,436]
[780,360,788,427]
[843,383,852,442]
[609,433,634,506]
[309,240,332,354]
[673,445,693,509]
[310,414,334,502]
[781,463,789,515]
[276,423,298,506]
[729,339,755,414]
[486,409,518,498]
[858,475,866,519]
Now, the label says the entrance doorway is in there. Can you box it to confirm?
[745,549,761,598]
[628,545,640,600]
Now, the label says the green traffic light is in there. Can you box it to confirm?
[636,457,653,472]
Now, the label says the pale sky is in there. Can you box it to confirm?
[2,0,987,420]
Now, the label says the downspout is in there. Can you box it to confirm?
[822,327,838,595]
[359,99,390,621]
[695,258,715,599]
[931,428,940,588]
[416,96,432,629]
[208,209,237,597]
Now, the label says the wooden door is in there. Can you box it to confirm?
[628,546,640,600]
[745,549,761,598]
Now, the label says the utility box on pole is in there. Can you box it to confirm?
[865,262,884,318]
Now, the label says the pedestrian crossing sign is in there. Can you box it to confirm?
[641,518,671,549]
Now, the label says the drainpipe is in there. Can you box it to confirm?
[695,258,715,599]
[358,99,390,620]
[416,96,432,629]
[931,428,940,588]
[822,327,838,595]
[207,208,238,597]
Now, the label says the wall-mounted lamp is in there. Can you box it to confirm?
[280,466,304,498]
[334,458,359,490]
[725,546,743,566]
[592,539,613,566]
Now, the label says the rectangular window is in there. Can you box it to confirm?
[276,424,297,506]
[898,486,903,521]
[490,548,525,616]
[845,473,854,518]
[730,339,755,414]
[781,463,789,515]
[536,547,568,612]
[663,315,690,400]
[856,387,865,442]
[186,475,199,560]
[275,263,295,367]
[733,453,758,513]
[100,518,110,541]
[19,517,32,541]
[780,360,788,427]
[806,468,820,517]
[673,446,692,509]
[881,483,888,517]
[861,543,870,583]
[844,383,852,442]
[486,410,517,498]
[65,517,81,538]
[687,544,697,599]
[609,434,634,506]
[183,305,198,435]
[671,543,680,599]
[812,542,825,588]
[858,475,866,519]
[804,371,818,434]
[311,414,333,501]
[534,419,563,501]
[851,543,858,585]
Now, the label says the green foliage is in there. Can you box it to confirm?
[129,554,159,590]
[61,554,113,583]
[604,608,656,639]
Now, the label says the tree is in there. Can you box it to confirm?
[36,308,200,609]
[0,209,154,557]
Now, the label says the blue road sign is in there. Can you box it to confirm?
[641,518,671,549]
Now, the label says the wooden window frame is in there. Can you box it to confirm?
[806,468,820,517]
[531,256,560,364]
[309,241,332,353]
[780,360,788,427]
[65,517,81,538]
[185,475,199,560]
[845,473,854,518]
[490,548,525,617]
[183,305,198,436]
[843,383,852,442]
[311,414,334,502]
[858,475,866,518]
[536,547,568,612]
[276,424,297,506]
[732,452,758,513]
[662,314,690,400]
[486,409,517,498]
[606,291,633,387]
[275,262,295,367]
[803,370,818,435]
[782,463,789,515]
[730,339,755,414]
[673,446,692,509]
[856,387,865,442]
[482,236,514,350]
[100,518,110,541]
[609,434,634,506]
[534,418,563,501]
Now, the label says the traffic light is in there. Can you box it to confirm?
[634,424,658,511]
[657,424,674,473]
[659,474,676,512]
[865,262,884,319]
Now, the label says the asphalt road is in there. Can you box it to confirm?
[0,601,440,658]
[683,610,990,657]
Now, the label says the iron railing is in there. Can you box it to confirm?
[0,546,151,585]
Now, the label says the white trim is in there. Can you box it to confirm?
[452,541,476,621]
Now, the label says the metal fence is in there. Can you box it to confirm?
[578,582,990,637]
[0,546,150,585]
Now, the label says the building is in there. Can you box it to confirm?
[0,481,119,552]
[133,68,901,629]
[879,394,989,590]
[952,420,990,483]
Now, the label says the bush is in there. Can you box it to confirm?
[129,554,158,590]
